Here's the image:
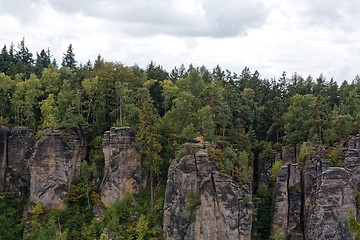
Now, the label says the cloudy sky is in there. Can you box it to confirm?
[0,0,359,82]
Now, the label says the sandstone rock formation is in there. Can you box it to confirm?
[272,142,357,240]
[29,129,86,209]
[314,168,355,240]
[344,136,360,188]
[163,147,252,240]
[0,126,9,192]
[6,127,35,194]
[100,127,146,207]
[271,164,303,240]
[0,126,35,196]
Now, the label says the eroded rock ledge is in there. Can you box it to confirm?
[30,129,86,209]
[163,147,252,240]
[100,127,146,207]
[272,141,359,240]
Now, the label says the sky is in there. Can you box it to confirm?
[0,0,360,82]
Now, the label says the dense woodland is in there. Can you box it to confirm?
[1,39,360,239]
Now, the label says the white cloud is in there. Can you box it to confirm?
[0,0,359,82]
[37,0,269,37]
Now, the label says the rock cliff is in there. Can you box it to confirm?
[0,126,9,192]
[29,129,86,209]
[271,142,358,240]
[100,127,146,207]
[0,126,35,196]
[163,146,252,240]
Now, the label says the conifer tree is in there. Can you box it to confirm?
[62,44,76,69]
[15,38,34,78]
[136,88,162,209]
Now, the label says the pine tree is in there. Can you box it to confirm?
[15,38,34,78]
[136,88,162,209]
[62,44,76,69]
[0,45,10,74]
[34,49,51,77]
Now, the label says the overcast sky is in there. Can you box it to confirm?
[1,0,359,82]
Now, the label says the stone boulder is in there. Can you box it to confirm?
[163,148,252,240]
[100,127,146,207]
[29,129,86,209]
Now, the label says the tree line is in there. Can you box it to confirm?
[1,38,360,239]
[1,39,360,175]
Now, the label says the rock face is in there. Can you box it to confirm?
[281,145,296,163]
[6,127,35,194]
[0,126,35,196]
[272,142,357,240]
[271,164,303,240]
[314,168,355,240]
[344,136,360,188]
[163,147,252,240]
[0,126,9,192]
[30,129,86,209]
[100,127,146,207]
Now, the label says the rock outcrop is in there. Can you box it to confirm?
[314,168,355,240]
[0,126,35,196]
[344,136,360,188]
[271,164,303,240]
[6,127,35,194]
[272,142,357,240]
[0,126,9,192]
[29,129,86,209]
[100,127,146,207]
[163,147,252,240]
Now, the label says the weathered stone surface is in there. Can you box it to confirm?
[5,127,35,194]
[344,136,360,188]
[0,126,35,196]
[303,154,329,239]
[282,145,296,163]
[163,148,252,240]
[0,126,9,192]
[271,165,289,239]
[288,164,302,238]
[314,168,355,240]
[100,127,146,207]
[272,142,357,240]
[30,129,86,209]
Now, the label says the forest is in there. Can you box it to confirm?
[1,38,360,239]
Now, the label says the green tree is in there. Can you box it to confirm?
[200,81,231,136]
[12,74,42,128]
[136,88,162,209]
[0,193,24,240]
[62,44,77,69]
[40,93,58,128]
[176,70,206,96]
[15,38,34,78]
[283,94,319,144]
[196,105,215,142]
[34,49,51,77]
[0,45,12,75]
[162,91,199,137]
[40,65,61,95]
[0,74,15,123]
[160,79,179,113]
[252,183,272,240]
